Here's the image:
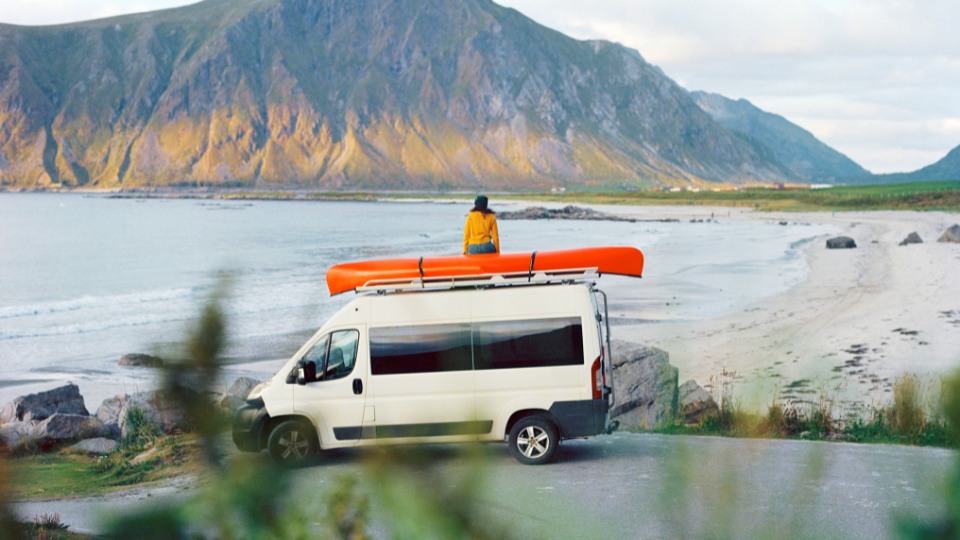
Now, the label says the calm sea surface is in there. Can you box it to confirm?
[0,193,834,405]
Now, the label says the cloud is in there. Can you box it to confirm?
[0,0,197,26]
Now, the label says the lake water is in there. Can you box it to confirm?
[0,193,835,406]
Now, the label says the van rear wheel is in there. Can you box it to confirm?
[268,420,317,466]
[509,416,558,465]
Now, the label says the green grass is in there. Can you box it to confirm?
[108,179,960,211]
[9,434,202,501]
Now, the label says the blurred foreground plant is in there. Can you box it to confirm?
[103,281,514,539]
[897,371,960,539]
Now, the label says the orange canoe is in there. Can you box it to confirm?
[325,246,644,295]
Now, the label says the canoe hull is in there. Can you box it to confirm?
[325,246,644,295]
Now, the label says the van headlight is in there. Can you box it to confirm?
[246,380,272,402]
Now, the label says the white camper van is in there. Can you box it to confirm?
[233,267,624,466]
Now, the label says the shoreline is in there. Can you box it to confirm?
[2,198,957,414]
[611,208,960,409]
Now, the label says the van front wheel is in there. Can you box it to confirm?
[509,416,558,465]
[268,420,317,466]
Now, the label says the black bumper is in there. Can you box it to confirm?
[549,399,609,439]
[232,401,270,452]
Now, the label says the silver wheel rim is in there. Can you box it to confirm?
[278,428,310,460]
[517,425,550,459]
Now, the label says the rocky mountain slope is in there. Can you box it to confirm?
[691,91,869,183]
[1,0,807,190]
[865,144,960,184]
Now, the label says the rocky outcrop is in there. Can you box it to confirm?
[678,380,719,425]
[938,224,960,243]
[2,378,253,453]
[499,205,637,222]
[32,414,107,445]
[118,353,164,367]
[899,232,923,246]
[826,236,857,249]
[0,0,798,192]
[609,340,678,429]
[95,390,192,439]
[0,383,89,424]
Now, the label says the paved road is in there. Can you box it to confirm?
[13,433,957,538]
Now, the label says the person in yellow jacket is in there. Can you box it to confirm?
[463,195,500,255]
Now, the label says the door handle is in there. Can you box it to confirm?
[352,378,363,395]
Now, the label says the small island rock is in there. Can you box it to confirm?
[826,236,857,249]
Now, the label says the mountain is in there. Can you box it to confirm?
[0,0,797,191]
[863,144,960,184]
[691,91,869,183]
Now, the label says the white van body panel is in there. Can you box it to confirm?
[244,282,610,455]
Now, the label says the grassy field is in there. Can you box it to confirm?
[149,180,960,212]
[493,180,960,212]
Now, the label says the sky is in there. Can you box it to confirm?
[1,0,958,173]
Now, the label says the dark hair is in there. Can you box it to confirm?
[471,195,494,214]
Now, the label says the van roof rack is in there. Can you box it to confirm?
[355,267,600,294]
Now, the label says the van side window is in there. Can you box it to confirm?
[474,317,583,370]
[295,330,359,383]
[370,324,471,375]
[326,330,359,381]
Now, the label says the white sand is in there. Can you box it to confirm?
[612,207,960,411]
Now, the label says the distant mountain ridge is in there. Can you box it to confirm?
[14,0,948,190]
[691,91,869,183]
[865,144,960,184]
[0,0,807,190]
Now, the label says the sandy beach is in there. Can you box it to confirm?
[609,206,960,411]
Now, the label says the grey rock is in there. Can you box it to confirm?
[67,437,118,455]
[499,205,637,223]
[826,236,857,249]
[609,340,678,429]
[95,394,128,439]
[899,232,923,246]
[937,224,960,243]
[225,377,260,401]
[0,422,35,447]
[0,383,89,424]
[219,376,263,412]
[118,353,164,367]
[96,389,193,440]
[678,380,719,425]
[120,390,190,438]
[32,413,108,444]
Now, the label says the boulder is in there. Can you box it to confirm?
[937,224,960,243]
[609,340,677,429]
[32,413,108,445]
[678,380,719,425]
[826,236,857,249]
[0,422,35,448]
[118,353,164,367]
[121,390,190,438]
[95,394,128,439]
[0,383,89,424]
[95,389,193,440]
[898,232,923,246]
[68,437,118,455]
[220,377,261,412]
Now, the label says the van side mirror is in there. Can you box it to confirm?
[296,368,306,386]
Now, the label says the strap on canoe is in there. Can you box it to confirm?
[528,251,537,282]
[418,257,425,288]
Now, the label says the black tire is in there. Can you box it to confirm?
[508,416,559,465]
[267,420,317,466]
